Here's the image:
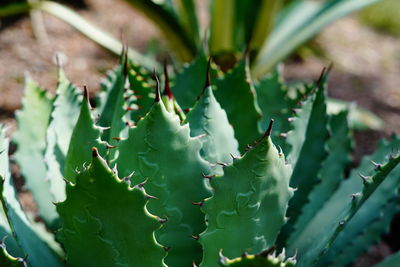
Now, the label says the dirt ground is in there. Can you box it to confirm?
[0,0,399,265]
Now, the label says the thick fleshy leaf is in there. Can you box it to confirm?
[254,68,293,152]
[0,127,62,267]
[186,86,239,169]
[282,73,329,239]
[45,70,82,203]
[214,60,261,152]
[285,111,353,245]
[287,136,400,266]
[64,92,105,183]
[13,77,56,228]
[210,0,235,57]
[316,136,400,266]
[200,126,293,267]
[172,54,209,109]
[321,200,398,266]
[174,0,199,45]
[58,149,165,267]
[96,61,127,160]
[115,101,211,266]
[127,68,155,123]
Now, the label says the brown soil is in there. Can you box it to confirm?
[0,1,399,265]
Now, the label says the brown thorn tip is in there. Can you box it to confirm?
[92,147,99,157]
[83,86,89,100]
[163,247,170,252]
[265,119,274,138]
[163,60,173,99]
[205,57,212,88]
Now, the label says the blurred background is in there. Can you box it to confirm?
[0,0,399,265]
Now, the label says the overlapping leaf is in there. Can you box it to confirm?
[200,125,293,267]
[115,100,211,266]
[64,91,105,183]
[186,86,239,170]
[13,77,56,228]
[58,149,165,267]
[0,127,62,267]
[214,60,261,152]
[45,70,82,203]
[287,136,400,266]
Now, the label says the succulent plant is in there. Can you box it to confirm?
[0,55,399,267]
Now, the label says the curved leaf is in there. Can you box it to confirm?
[252,0,380,78]
[200,127,293,267]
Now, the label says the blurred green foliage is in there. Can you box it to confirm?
[360,0,400,36]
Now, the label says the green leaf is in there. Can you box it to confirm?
[13,77,57,229]
[0,127,62,267]
[214,60,261,152]
[248,0,283,52]
[172,54,209,109]
[123,0,196,61]
[374,250,400,267]
[285,111,353,247]
[64,92,105,183]
[210,0,235,55]
[186,86,239,170]
[115,101,211,266]
[320,200,398,266]
[200,128,293,267]
[58,148,166,267]
[283,74,329,234]
[316,137,400,266]
[96,62,127,160]
[45,70,82,204]
[287,136,400,266]
[127,68,155,123]
[36,1,158,70]
[219,249,296,267]
[174,0,200,45]
[252,0,380,78]
[254,67,293,152]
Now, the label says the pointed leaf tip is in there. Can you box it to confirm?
[83,86,89,100]
[205,57,212,88]
[266,119,274,137]
[92,147,99,158]
[163,60,173,99]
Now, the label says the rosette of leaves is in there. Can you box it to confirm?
[0,56,398,266]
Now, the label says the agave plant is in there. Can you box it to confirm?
[0,0,381,75]
[0,54,398,266]
[0,0,384,131]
